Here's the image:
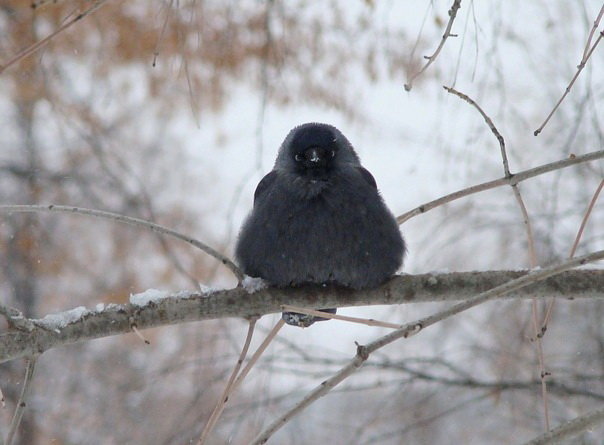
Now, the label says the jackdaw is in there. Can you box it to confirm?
[235,122,405,326]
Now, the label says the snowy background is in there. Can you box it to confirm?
[1,0,603,443]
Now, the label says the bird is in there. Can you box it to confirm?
[235,122,405,327]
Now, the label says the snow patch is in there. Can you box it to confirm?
[130,289,171,306]
[174,290,197,298]
[198,283,217,294]
[37,306,89,330]
[95,303,105,312]
[241,276,268,293]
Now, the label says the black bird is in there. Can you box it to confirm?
[235,123,405,326]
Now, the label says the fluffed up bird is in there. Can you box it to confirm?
[236,122,405,327]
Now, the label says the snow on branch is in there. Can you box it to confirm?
[1,268,604,365]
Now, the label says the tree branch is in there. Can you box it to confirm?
[534,3,604,137]
[405,0,462,91]
[0,0,110,75]
[198,318,257,444]
[0,204,243,282]
[250,250,604,444]
[396,149,604,224]
[1,269,603,364]
[522,406,604,445]
[444,84,550,426]
[5,357,37,445]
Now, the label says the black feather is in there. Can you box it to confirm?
[236,123,405,326]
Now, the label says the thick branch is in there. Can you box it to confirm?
[0,270,603,364]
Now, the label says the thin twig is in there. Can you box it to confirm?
[530,297,550,430]
[444,84,548,429]
[569,178,604,259]
[541,179,604,335]
[511,188,538,266]
[0,204,244,282]
[443,86,510,175]
[396,150,604,224]
[231,319,285,393]
[251,250,604,444]
[534,26,604,136]
[198,318,257,445]
[281,305,401,329]
[6,357,37,445]
[130,323,150,345]
[582,4,604,60]
[520,185,550,432]
[405,0,462,91]
[0,0,110,75]
[522,406,604,445]
[152,0,174,67]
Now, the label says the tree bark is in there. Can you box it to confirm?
[1,269,603,364]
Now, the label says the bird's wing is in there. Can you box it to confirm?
[356,166,377,189]
[254,170,278,204]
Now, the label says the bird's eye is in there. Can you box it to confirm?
[295,154,303,162]
[330,150,336,158]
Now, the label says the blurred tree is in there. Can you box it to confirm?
[0,1,415,443]
[0,0,603,444]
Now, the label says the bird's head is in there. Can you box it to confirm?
[275,123,360,177]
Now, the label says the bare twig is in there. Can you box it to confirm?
[522,406,604,445]
[251,344,373,445]
[512,188,538,266]
[396,150,604,224]
[582,4,604,60]
[281,305,401,329]
[541,179,604,337]
[0,0,110,75]
[198,318,257,444]
[443,86,509,175]
[530,297,551,429]
[152,0,174,67]
[129,321,150,345]
[0,204,244,282]
[405,0,462,91]
[569,178,604,259]
[534,17,604,136]
[442,87,537,259]
[231,319,285,393]
[444,84,549,429]
[5,357,37,445]
[251,250,604,444]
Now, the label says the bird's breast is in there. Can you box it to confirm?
[291,176,331,199]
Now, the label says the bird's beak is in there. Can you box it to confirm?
[308,148,321,163]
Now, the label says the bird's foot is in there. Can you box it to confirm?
[281,308,337,327]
